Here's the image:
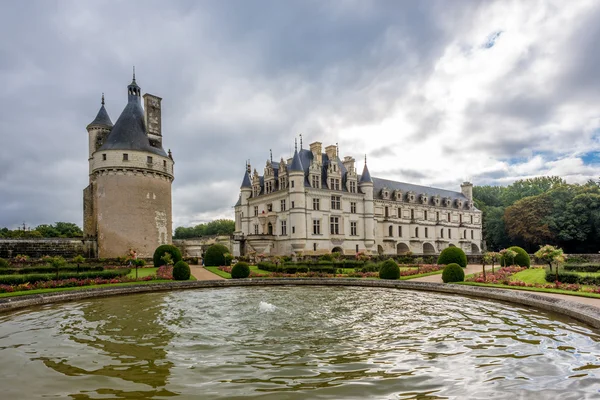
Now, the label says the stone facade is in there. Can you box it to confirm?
[233,142,482,257]
[0,239,97,259]
[173,236,233,258]
[83,75,174,258]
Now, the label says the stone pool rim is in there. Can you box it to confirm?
[1,279,599,329]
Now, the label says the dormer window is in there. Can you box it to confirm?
[433,195,440,206]
[420,194,428,204]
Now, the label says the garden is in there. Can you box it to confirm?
[0,244,195,297]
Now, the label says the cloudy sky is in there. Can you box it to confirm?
[1,0,599,230]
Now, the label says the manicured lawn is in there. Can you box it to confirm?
[511,268,547,284]
[127,267,158,278]
[205,267,231,279]
[457,281,600,299]
[400,269,443,280]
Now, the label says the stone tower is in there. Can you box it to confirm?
[83,73,175,258]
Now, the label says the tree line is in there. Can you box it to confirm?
[474,176,600,253]
[0,222,83,238]
[173,219,235,239]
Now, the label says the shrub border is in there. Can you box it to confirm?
[0,279,599,329]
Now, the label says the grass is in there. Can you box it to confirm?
[127,267,158,278]
[205,267,231,279]
[456,281,600,299]
[510,268,547,284]
[400,269,443,280]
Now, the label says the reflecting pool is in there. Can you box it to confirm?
[0,286,599,399]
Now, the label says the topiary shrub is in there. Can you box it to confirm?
[173,260,191,280]
[0,258,9,268]
[379,259,400,280]
[231,262,251,279]
[204,244,230,267]
[501,246,531,268]
[153,245,182,267]
[442,263,465,283]
[437,247,467,268]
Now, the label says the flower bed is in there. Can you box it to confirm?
[400,264,443,276]
[0,275,156,294]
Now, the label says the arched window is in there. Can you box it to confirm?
[388,225,393,237]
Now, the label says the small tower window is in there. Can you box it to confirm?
[123,153,129,161]
[147,156,153,164]
[102,154,106,161]
[163,160,167,168]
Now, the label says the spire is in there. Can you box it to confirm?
[359,154,372,183]
[127,67,140,102]
[300,133,303,149]
[270,149,273,163]
[133,66,136,82]
[241,164,252,188]
[289,140,304,172]
[87,93,113,129]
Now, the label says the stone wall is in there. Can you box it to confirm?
[0,239,98,259]
[173,236,232,257]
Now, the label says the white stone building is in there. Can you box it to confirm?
[233,141,482,257]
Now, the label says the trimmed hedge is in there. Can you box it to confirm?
[563,263,600,273]
[0,265,104,275]
[437,247,467,268]
[231,262,251,279]
[442,263,465,283]
[0,258,9,268]
[153,245,182,267]
[173,261,191,281]
[0,269,131,286]
[502,246,530,268]
[545,269,600,285]
[204,244,230,267]
[379,259,400,280]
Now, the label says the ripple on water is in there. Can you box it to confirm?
[0,286,599,399]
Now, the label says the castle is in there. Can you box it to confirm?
[83,73,174,258]
[233,141,482,256]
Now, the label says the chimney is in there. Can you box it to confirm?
[143,93,162,144]
[309,141,322,164]
[343,156,355,173]
[461,182,473,201]
[325,144,337,161]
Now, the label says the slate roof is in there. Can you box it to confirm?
[87,104,113,129]
[241,170,251,188]
[359,163,372,183]
[98,81,167,157]
[289,149,304,171]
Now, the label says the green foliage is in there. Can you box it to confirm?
[0,265,103,275]
[437,247,467,268]
[72,255,85,264]
[223,253,234,266]
[319,253,334,262]
[48,256,66,269]
[442,263,465,283]
[534,245,563,270]
[501,246,530,268]
[0,258,9,268]
[173,219,235,239]
[204,244,230,267]
[134,259,147,267]
[161,253,174,266]
[379,259,400,280]
[173,261,191,280]
[231,262,251,279]
[0,269,130,286]
[153,245,182,267]
[563,264,600,273]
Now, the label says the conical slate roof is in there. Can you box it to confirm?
[98,80,167,157]
[241,170,251,188]
[289,149,304,172]
[359,163,372,183]
[87,98,113,129]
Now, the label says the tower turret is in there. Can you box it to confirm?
[86,93,113,168]
[289,140,306,246]
[359,155,375,251]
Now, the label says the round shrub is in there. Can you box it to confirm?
[437,247,467,268]
[0,258,9,268]
[204,244,230,267]
[442,263,465,283]
[231,262,251,279]
[501,246,531,268]
[173,261,191,280]
[153,244,183,267]
[379,259,400,280]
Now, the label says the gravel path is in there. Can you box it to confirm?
[189,265,226,280]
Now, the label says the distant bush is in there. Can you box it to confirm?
[502,246,530,268]
[319,253,334,262]
[231,262,251,279]
[437,247,467,268]
[0,265,104,275]
[0,258,10,268]
[545,269,600,285]
[563,263,600,273]
[379,259,400,280]
[442,263,465,283]
[173,261,191,280]
[0,269,130,286]
[204,244,230,266]
[184,256,199,265]
[153,245,182,267]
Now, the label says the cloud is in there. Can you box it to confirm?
[1,0,600,230]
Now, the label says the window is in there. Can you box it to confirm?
[425,227,428,238]
[335,179,340,191]
[313,219,321,235]
[350,202,356,214]
[330,216,340,235]
[356,244,359,253]
[471,230,474,239]
[459,214,463,224]
[441,228,444,238]
[424,211,428,220]
[254,206,258,216]
[147,156,153,164]
[312,175,320,188]
[163,160,167,168]
[436,212,440,221]
[448,229,451,238]
[265,181,273,193]
[280,200,286,212]
[292,226,295,234]
[102,154,106,161]
[314,243,317,251]
[385,207,389,217]
[267,203,272,212]
[291,201,295,208]
[351,221,357,236]
[398,208,402,218]
[448,213,451,222]
[313,198,320,210]
[123,153,129,161]
[411,209,414,220]
[470,215,474,224]
[331,195,341,210]
[291,181,295,188]
[330,178,340,190]
[388,225,393,237]
[398,226,402,237]
[281,220,287,236]
[349,181,357,193]
[415,227,419,238]
[464,230,467,239]
[254,224,259,235]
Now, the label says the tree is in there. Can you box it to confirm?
[173,219,235,239]
[534,245,563,272]
[504,195,554,251]
[500,176,565,206]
